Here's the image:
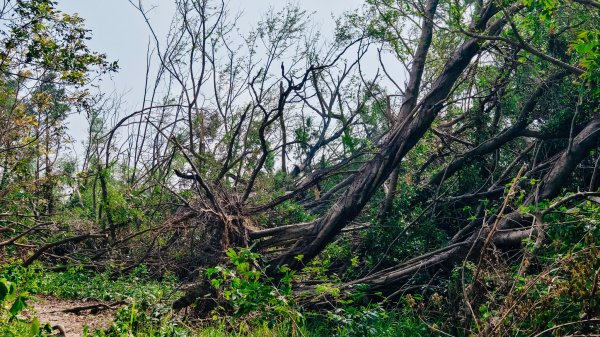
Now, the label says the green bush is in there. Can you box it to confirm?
[0,278,52,337]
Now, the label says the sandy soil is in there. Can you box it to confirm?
[27,296,122,337]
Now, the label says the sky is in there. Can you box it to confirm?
[55,0,365,155]
[57,0,364,107]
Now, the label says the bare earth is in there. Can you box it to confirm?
[27,296,119,337]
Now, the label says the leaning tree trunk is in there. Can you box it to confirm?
[427,71,570,188]
[349,114,600,293]
[258,1,508,270]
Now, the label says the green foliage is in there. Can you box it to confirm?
[571,29,600,94]
[0,0,118,258]
[0,264,178,304]
[4,0,118,83]
[0,265,182,336]
[92,302,190,337]
[356,182,446,275]
[521,0,600,94]
[1,0,599,336]
[0,251,435,337]
[0,278,52,337]
[274,199,316,225]
[0,278,27,318]
[294,127,310,149]
[463,195,600,336]
[207,248,299,321]
[327,305,429,337]
[201,248,434,336]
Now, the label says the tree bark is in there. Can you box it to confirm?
[378,167,400,222]
[348,113,600,291]
[267,1,507,269]
[428,72,569,188]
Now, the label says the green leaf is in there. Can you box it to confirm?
[0,279,9,301]
[9,295,27,316]
[9,282,16,296]
[30,317,40,336]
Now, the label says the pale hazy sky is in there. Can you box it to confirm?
[55,1,365,154]
[57,0,364,107]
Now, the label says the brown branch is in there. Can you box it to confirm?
[23,234,107,267]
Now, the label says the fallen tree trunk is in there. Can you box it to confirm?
[22,233,107,267]
[341,114,600,292]
[264,2,512,269]
[428,71,570,188]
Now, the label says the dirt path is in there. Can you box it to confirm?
[28,296,121,337]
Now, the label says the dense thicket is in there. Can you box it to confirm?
[1,0,599,335]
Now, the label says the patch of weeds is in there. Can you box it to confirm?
[90,301,190,337]
[0,278,52,336]
[0,262,179,305]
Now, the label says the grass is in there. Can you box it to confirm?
[0,262,178,304]
[0,262,434,337]
[93,311,432,337]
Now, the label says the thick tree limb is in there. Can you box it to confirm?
[429,72,569,187]
[23,234,107,267]
[341,114,600,292]
[267,1,508,269]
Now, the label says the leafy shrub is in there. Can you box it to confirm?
[0,263,178,304]
[207,248,300,323]
[0,278,52,337]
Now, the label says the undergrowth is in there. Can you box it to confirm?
[0,263,178,304]
[0,259,433,337]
